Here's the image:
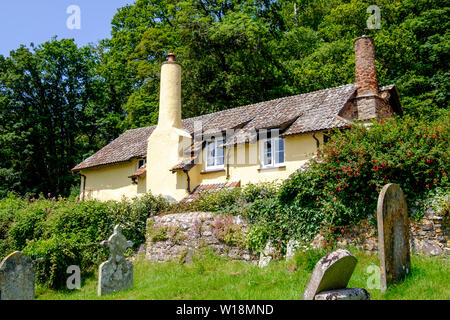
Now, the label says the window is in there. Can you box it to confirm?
[137,159,146,170]
[206,137,224,170]
[261,131,284,168]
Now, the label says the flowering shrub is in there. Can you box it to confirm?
[245,113,450,251]
[279,114,449,229]
[212,215,247,248]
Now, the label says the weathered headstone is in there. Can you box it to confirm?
[258,241,276,268]
[377,183,411,293]
[301,249,357,300]
[98,225,133,296]
[0,251,35,300]
[285,239,301,261]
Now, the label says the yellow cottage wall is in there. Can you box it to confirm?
[191,132,323,188]
[80,132,323,201]
[79,159,146,201]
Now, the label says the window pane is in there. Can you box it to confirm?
[278,138,284,151]
[207,154,214,166]
[207,142,214,166]
[275,138,284,164]
[217,144,224,158]
[276,150,284,164]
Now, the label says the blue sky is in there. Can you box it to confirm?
[0,0,135,56]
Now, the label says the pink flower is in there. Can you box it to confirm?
[47,193,51,197]
[52,197,56,201]
[333,197,337,201]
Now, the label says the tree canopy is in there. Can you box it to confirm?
[0,0,448,197]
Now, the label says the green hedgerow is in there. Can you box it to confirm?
[0,193,169,289]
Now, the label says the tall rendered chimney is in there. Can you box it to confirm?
[147,53,191,202]
[354,36,380,120]
[157,53,182,129]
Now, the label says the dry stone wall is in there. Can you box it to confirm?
[145,212,258,263]
[336,207,449,256]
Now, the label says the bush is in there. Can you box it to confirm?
[0,193,169,288]
[196,188,243,213]
[0,193,26,259]
[281,114,450,226]
[112,194,170,248]
[247,114,450,251]
[293,248,329,272]
[193,182,280,216]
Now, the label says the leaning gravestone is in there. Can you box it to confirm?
[98,225,133,296]
[301,249,370,300]
[0,251,35,300]
[377,183,411,293]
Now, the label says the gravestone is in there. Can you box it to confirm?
[258,241,276,268]
[0,251,35,300]
[285,239,301,261]
[98,225,133,296]
[301,249,358,300]
[377,183,411,293]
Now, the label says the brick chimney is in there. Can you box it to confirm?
[354,36,382,120]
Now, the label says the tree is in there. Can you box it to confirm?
[0,39,111,196]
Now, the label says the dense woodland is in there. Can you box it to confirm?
[0,0,448,197]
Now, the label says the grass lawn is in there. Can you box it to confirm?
[35,248,450,300]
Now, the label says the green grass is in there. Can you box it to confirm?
[35,248,450,300]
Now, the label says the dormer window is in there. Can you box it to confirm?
[206,137,224,171]
[137,158,146,170]
[261,130,284,168]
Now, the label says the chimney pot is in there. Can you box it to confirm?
[167,53,176,62]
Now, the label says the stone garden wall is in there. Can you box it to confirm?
[145,206,448,265]
[336,207,449,256]
[145,212,258,263]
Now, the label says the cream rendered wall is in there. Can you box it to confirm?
[80,159,142,201]
[146,60,191,202]
[194,132,322,187]
[80,132,323,202]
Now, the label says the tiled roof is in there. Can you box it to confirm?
[73,83,400,172]
[182,181,241,202]
[72,126,155,171]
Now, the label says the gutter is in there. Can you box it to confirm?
[183,169,191,193]
[80,173,87,201]
[312,132,320,150]
[226,146,231,180]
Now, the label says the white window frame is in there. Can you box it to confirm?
[260,132,285,168]
[205,137,225,171]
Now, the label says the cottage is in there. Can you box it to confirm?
[72,36,402,202]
